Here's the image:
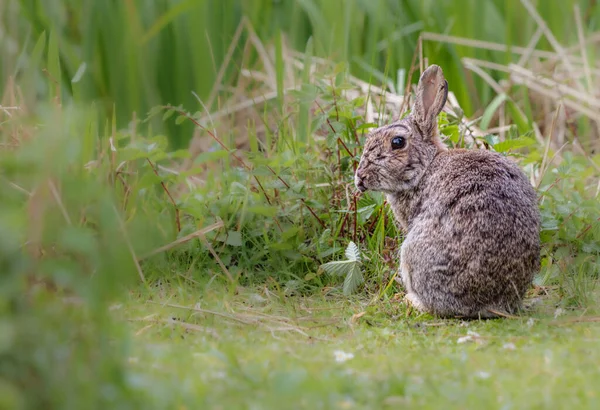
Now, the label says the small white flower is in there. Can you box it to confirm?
[458,330,481,344]
[527,318,535,328]
[333,350,354,363]
[554,308,565,319]
[502,342,517,351]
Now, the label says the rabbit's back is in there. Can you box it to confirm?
[402,149,540,318]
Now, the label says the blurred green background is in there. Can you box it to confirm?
[4,0,595,148]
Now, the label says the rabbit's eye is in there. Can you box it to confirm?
[391,136,407,150]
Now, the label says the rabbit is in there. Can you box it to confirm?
[354,64,540,319]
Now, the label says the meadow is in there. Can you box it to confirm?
[1,0,600,408]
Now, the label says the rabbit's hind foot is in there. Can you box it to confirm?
[404,292,426,313]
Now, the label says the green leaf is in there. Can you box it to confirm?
[505,99,531,134]
[71,62,87,83]
[304,272,317,281]
[319,241,364,295]
[480,93,507,131]
[225,231,243,247]
[320,260,359,277]
[147,106,164,119]
[167,149,191,159]
[246,206,278,217]
[356,122,378,131]
[333,61,348,75]
[483,134,500,147]
[163,109,175,121]
[136,172,163,190]
[20,31,46,103]
[289,84,321,103]
[351,96,366,107]
[343,264,364,295]
[357,204,377,224]
[175,115,187,125]
[47,30,61,101]
[28,31,47,72]
[493,136,536,153]
[140,0,196,44]
[345,241,360,261]
[193,149,230,165]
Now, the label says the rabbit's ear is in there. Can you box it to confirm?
[412,65,448,136]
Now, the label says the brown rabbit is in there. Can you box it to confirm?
[354,65,540,318]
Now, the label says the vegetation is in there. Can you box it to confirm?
[1,0,599,408]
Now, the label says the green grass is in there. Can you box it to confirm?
[122,283,600,409]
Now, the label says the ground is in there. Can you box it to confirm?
[120,283,600,409]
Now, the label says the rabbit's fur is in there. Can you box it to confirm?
[355,65,540,318]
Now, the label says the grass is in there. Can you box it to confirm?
[122,283,600,409]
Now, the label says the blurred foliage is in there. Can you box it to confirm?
[536,152,600,306]
[0,105,152,408]
[3,0,599,147]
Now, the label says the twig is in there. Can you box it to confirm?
[199,234,236,284]
[537,104,562,188]
[486,309,520,319]
[519,0,584,93]
[146,158,181,232]
[112,205,146,284]
[398,37,420,117]
[42,68,61,106]
[331,77,340,122]
[353,192,358,243]
[575,216,600,240]
[420,31,582,62]
[129,317,220,338]
[517,26,544,67]
[6,180,31,196]
[314,100,357,170]
[139,220,224,260]
[0,105,21,117]
[48,180,72,225]
[206,17,247,110]
[147,301,255,324]
[574,4,595,92]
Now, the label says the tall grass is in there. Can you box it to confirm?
[4,0,599,148]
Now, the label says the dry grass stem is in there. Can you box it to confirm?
[139,220,225,260]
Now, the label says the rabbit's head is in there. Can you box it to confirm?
[355,64,449,194]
